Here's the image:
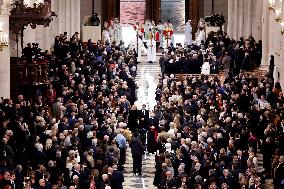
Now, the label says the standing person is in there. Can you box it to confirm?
[275,156,284,189]
[147,126,158,154]
[129,133,145,176]
[185,20,192,46]
[138,104,149,129]
[147,31,156,63]
[110,165,124,189]
[156,20,164,49]
[128,105,138,132]
[113,18,122,45]
[222,52,231,78]
[115,130,127,171]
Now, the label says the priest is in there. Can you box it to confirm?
[113,18,122,45]
[147,31,156,63]
[156,20,164,49]
[185,20,192,46]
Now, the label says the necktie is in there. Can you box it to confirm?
[11,181,15,189]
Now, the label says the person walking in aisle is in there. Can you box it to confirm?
[129,133,145,176]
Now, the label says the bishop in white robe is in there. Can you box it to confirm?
[102,29,111,44]
[147,38,156,63]
[113,20,122,45]
[185,20,192,46]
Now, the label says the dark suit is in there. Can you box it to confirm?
[130,137,145,174]
[275,162,284,189]
[110,169,124,189]
[138,109,149,129]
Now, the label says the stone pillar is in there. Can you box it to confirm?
[261,0,270,66]
[74,0,80,34]
[252,0,263,40]
[238,0,244,38]
[246,0,253,37]
[279,0,284,87]
[65,0,71,38]
[57,0,65,35]
[268,10,275,60]
[0,9,10,98]
[227,0,234,38]
[233,0,239,40]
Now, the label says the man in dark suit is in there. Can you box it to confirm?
[110,165,124,189]
[130,134,145,176]
[138,104,149,129]
[159,170,176,189]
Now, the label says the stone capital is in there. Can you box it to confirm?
[0,0,13,16]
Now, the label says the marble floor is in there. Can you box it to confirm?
[123,55,160,189]
[134,54,161,111]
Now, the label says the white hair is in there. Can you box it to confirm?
[87,131,93,138]
[35,143,43,152]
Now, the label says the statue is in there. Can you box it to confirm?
[91,13,100,26]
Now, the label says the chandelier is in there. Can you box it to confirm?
[0,22,8,51]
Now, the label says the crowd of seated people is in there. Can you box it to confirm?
[160,31,262,76]
[0,32,138,189]
[148,73,284,189]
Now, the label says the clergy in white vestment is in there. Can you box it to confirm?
[147,32,156,63]
[156,21,164,48]
[102,28,111,44]
[201,60,210,75]
[144,19,152,41]
[195,28,205,46]
[137,37,143,63]
[108,25,115,43]
[185,20,192,46]
[113,18,122,45]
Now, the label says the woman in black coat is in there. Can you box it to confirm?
[128,105,138,132]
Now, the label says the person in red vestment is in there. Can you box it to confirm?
[147,125,158,154]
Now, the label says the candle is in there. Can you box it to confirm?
[0,22,3,32]
[4,34,8,44]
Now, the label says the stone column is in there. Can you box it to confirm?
[268,9,275,60]
[261,0,270,66]
[227,0,234,38]
[0,9,10,98]
[65,0,71,38]
[252,0,263,40]
[246,0,253,37]
[57,0,65,35]
[279,0,284,87]
[233,0,239,40]
[238,0,244,39]
[74,0,80,34]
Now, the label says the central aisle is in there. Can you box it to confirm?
[135,54,161,111]
[123,55,161,189]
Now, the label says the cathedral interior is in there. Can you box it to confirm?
[0,0,283,188]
